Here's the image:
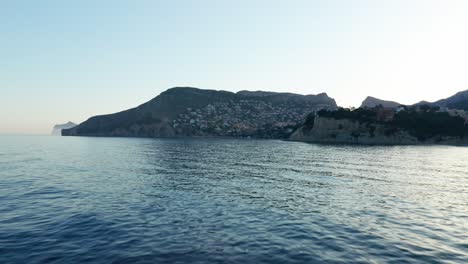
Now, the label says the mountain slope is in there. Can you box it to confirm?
[62,87,337,138]
[432,90,468,110]
[360,96,402,109]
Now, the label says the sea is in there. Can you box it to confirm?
[1,135,467,264]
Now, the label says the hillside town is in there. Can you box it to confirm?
[171,99,333,138]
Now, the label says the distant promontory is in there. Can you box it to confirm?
[52,122,77,136]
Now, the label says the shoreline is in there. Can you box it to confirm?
[61,133,468,147]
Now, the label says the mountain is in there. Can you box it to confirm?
[413,100,431,106]
[359,89,468,111]
[360,96,402,109]
[431,90,468,110]
[62,87,337,138]
[52,122,77,136]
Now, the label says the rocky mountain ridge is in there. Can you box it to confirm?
[432,90,468,110]
[361,89,468,110]
[360,96,401,109]
[62,87,337,138]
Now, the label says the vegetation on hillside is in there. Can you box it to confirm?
[316,108,378,122]
[392,107,466,140]
[310,105,468,141]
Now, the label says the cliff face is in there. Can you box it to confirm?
[289,116,418,144]
[290,116,467,145]
[63,87,337,138]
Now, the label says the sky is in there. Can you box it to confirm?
[2,0,468,134]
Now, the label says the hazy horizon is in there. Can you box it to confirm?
[2,0,468,134]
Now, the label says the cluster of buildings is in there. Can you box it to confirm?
[171,99,328,137]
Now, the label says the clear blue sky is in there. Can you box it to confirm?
[2,0,468,134]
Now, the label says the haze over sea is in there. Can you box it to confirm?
[1,135,467,263]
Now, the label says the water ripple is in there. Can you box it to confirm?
[0,136,467,263]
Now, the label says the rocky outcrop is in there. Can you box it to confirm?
[289,116,418,144]
[360,96,401,109]
[62,87,337,138]
[52,122,77,136]
[289,115,467,145]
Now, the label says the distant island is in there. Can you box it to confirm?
[62,87,468,145]
[51,121,77,136]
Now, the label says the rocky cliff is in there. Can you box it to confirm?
[62,87,337,138]
[289,109,468,145]
[289,116,419,144]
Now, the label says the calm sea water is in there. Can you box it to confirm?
[0,135,467,264]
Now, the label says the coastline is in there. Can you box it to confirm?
[60,132,468,147]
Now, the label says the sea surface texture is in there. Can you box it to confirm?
[1,135,467,263]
